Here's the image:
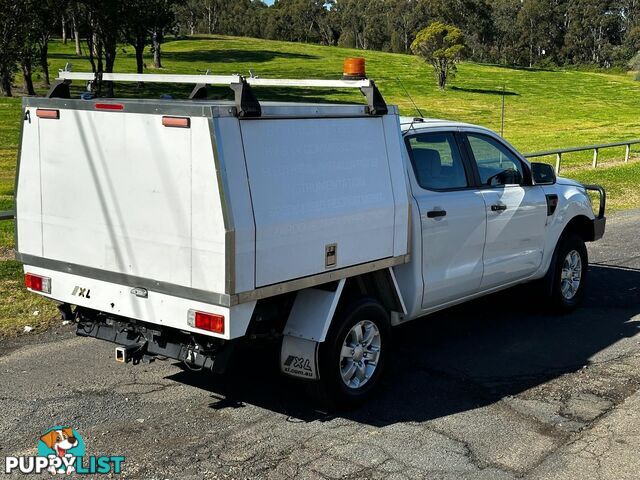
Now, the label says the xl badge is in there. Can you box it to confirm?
[71,286,91,299]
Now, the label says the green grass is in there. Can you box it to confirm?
[42,35,640,161]
[0,260,58,338]
[1,34,639,336]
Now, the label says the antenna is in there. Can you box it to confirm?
[396,77,424,118]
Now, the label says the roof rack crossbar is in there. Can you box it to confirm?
[54,71,386,116]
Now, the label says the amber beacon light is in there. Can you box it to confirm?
[343,57,366,80]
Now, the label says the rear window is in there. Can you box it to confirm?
[406,132,469,191]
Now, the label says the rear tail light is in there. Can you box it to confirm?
[25,273,51,294]
[187,309,225,334]
[36,109,60,119]
[162,116,190,128]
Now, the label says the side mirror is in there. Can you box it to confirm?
[531,162,556,185]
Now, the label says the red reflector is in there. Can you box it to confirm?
[95,103,124,111]
[36,109,60,119]
[194,311,225,334]
[24,273,51,294]
[162,116,190,128]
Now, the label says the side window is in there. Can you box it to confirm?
[467,134,525,186]
[406,132,469,191]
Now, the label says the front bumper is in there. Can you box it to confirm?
[583,184,606,241]
[593,217,606,241]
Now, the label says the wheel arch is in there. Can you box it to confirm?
[280,268,405,345]
[563,214,597,243]
[542,214,592,295]
[336,268,406,324]
[279,268,404,382]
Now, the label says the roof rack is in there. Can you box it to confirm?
[48,70,388,117]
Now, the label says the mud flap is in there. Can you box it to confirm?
[280,335,320,380]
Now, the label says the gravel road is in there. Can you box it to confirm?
[1,210,639,479]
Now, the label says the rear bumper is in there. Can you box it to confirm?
[75,308,235,373]
[19,263,256,340]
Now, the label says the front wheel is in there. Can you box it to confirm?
[551,233,588,312]
[311,298,391,410]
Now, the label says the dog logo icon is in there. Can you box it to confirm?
[37,426,85,475]
[4,426,124,475]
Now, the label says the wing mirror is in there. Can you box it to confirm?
[531,162,556,185]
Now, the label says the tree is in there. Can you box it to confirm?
[0,0,23,96]
[147,0,181,69]
[515,0,567,67]
[123,0,155,75]
[488,0,523,64]
[72,1,126,96]
[411,22,465,89]
[564,0,623,67]
[335,0,367,49]
[387,0,420,53]
[68,0,83,56]
[18,6,39,96]
[630,51,640,79]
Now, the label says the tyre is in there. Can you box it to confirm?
[310,298,391,410]
[550,233,588,312]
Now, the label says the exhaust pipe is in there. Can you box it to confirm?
[115,345,139,364]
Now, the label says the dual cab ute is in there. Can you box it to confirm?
[16,67,605,407]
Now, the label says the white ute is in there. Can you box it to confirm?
[16,68,606,407]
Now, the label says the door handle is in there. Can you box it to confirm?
[427,210,447,218]
[491,203,507,212]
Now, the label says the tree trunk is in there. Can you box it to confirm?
[22,61,36,96]
[436,62,447,90]
[1,72,12,97]
[152,29,163,69]
[40,41,50,85]
[86,33,96,73]
[72,14,82,55]
[135,37,145,74]
[439,71,447,90]
[104,45,116,97]
[62,15,67,44]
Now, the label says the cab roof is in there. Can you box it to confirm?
[399,116,493,133]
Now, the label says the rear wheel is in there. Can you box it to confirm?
[311,298,390,410]
[550,233,588,312]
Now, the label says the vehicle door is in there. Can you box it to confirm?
[461,131,548,289]
[404,130,487,309]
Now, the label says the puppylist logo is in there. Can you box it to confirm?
[4,426,125,475]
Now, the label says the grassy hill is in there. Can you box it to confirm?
[0,34,638,336]
[42,35,640,159]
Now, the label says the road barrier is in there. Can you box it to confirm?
[525,139,640,174]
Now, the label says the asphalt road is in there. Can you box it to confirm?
[1,210,640,479]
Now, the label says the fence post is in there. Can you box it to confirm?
[555,153,562,174]
[626,144,631,163]
[592,148,599,168]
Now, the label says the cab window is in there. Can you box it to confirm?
[406,132,469,191]
[466,133,525,186]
